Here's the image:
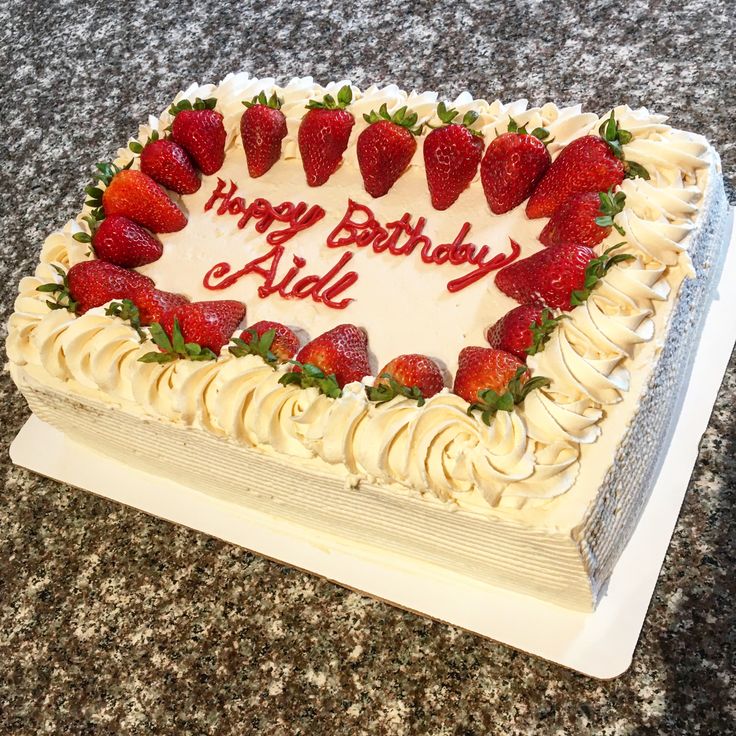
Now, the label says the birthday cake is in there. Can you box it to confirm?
[6,74,728,610]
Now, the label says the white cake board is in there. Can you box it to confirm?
[10,209,736,679]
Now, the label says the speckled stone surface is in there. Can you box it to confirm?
[1,2,735,734]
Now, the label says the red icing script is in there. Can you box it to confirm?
[201,181,521,310]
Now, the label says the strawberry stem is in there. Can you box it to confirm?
[367,374,426,407]
[527,309,567,356]
[138,319,217,363]
[363,104,423,135]
[229,328,279,366]
[467,368,551,426]
[598,111,650,180]
[168,97,218,117]
[243,91,282,110]
[433,102,483,137]
[278,361,342,398]
[570,242,635,307]
[305,85,352,111]
[36,264,78,313]
[106,299,145,341]
[594,188,627,235]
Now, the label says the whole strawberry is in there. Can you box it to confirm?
[526,112,648,219]
[100,168,187,233]
[159,300,245,356]
[65,260,153,314]
[91,215,163,268]
[230,320,300,363]
[481,119,551,214]
[240,91,288,178]
[495,242,633,310]
[539,189,626,247]
[129,286,189,325]
[137,137,200,195]
[423,102,484,210]
[369,353,445,405]
[357,105,421,198]
[485,305,563,361]
[298,85,355,186]
[292,324,370,388]
[170,97,226,176]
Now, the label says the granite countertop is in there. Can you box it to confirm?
[1,2,734,734]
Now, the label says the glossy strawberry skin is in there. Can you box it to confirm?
[92,215,163,268]
[453,347,525,404]
[298,108,355,186]
[539,191,611,247]
[240,320,300,360]
[67,260,154,315]
[161,300,246,355]
[495,243,596,310]
[240,105,288,178]
[130,285,189,325]
[140,139,200,195]
[485,304,544,361]
[526,136,625,219]
[172,109,226,175]
[481,133,551,214]
[423,124,484,210]
[102,169,187,234]
[357,120,417,198]
[377,354,444,399]
[296,324,370,387]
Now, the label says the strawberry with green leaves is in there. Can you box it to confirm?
[298,85,355,186]
[495,242,634,311]
[423,102,484,210]
[131,130,201,195]
[539,188,626,248]
[485,305,564,361]
[453,346,550,424]
[170,97,226,176]
[526,112,648,219]
[368,354,445,406]
[76,215,163,268]
[480,119,551,214]
[230,320,300,364]
[240,91,288,178]
[357,104,422,198]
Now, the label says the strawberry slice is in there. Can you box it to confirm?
[369,353,445,405]
[480,119,551,214]
[240,91,288,178]
[495,242,634,310]
[170,97,226,176]
[539,189,626,248]
[230,320,300,363]
[485,305,564,361]
[526,113,648,219]
[298,85,355,186]
[357,105,421,198]
[137,137,200,195]
[90,215,163,268]
[423,102,484,210]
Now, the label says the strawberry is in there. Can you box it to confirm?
[290,324,370,389]
[495,242,634,311]
[480,119,551,214]
[454,346,550,424]
[485,305,563,361]
[138,138,200,195]
[159,300,245,356]
[100,168,187,233]
[61,260,153,314]
[526,113,648,219]
[298,85,355,186]
[129,286,189,325]
[369,353,445,405]
[539,189,626,248]
[240,91,288,178]
[91,215,163,268]
[423,102,484,210]
[170,97,226,176]
[230,320,300,363]
[357,105,421,198]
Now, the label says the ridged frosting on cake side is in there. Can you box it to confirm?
[5,73,718,513]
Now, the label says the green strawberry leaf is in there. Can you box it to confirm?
[228,329,279,367]
[36,265,77,314]
[105,299,146,341]
[526,309,568,356]
[278,361,342,398]
[367,374,426,407]
[570,242,635,306]
[466,368,551,425]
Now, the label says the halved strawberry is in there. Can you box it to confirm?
[495,242,634,310]
[138,137,200,195]
[480,119,551,214]
[539,189,626,247]
[369,353,445,405]
[423,102,484,210]
[298,85,355,186]
[485,305,564,361]
[158,300,246,356]
[90,215,163,268]
[170,97,226,175]
[357,105,421,198]
[240,91,288,178]
[230,320,300,363]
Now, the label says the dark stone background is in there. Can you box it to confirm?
[1,2,734,734]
